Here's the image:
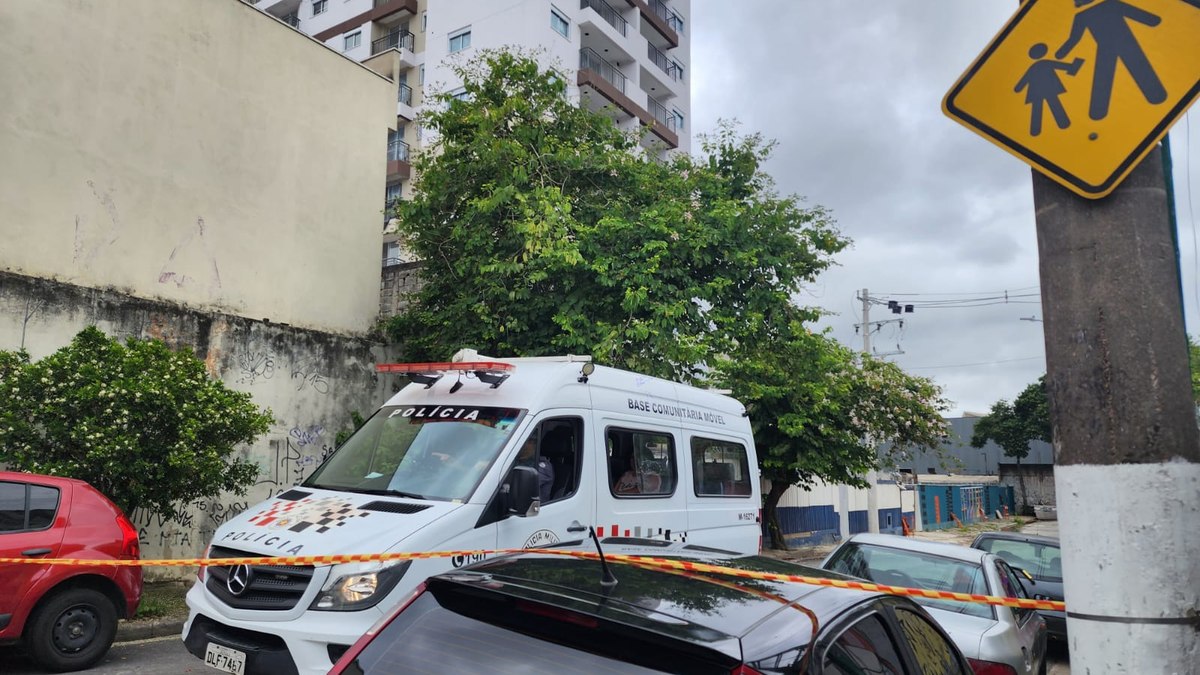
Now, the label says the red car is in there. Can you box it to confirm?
[0,471,142,672]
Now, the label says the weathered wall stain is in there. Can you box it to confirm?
[0,270,388,579]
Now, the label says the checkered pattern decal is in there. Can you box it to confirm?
[247,496,370,534]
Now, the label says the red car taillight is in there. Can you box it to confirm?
[116,513,140,560]
[967,659,1018,675]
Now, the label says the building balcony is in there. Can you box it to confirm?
[644,96,679,149]
[581,0,628,37]
[371,29,414,56]
[649,0,685,35]
[578,49,676,150]
[647,43,682,82]
[312,0,416,42]
[622,0,678,49]
[397,82,415,120]
[579,47,627,97]
[386,138,411,180]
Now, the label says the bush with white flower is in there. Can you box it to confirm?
[0,326,271,523]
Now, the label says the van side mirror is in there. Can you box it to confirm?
[506,466,541,517]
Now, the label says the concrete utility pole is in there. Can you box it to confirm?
[1033,146,1200,672]
[859,288,881,535]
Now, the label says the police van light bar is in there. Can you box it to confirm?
[375,362,516,389]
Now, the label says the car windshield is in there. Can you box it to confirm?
[304,405,524,502]
[826,542,995,620]
[975,538,1062,582]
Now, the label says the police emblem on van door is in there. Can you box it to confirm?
[523,529,560,548]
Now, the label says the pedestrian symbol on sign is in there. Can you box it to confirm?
[1057,0,1167,121]
[943,0,1200,199]
[1015,45,1083,136]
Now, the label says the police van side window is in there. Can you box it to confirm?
[691,437,752,497]
[519,418,583,504]
[607,427,676,497]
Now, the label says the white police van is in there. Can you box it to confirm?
[183,350,761,675]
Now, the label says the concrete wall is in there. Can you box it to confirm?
[379,261,425,316]
[770,478,914,547]
[999,463,1057,514]
[1,271,389,579]
[0,0,396,335]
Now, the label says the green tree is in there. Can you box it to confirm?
[0,326,272,522]
[713,318,949,549]
[387,52,949,548]
[387,51,845,380]
[970,376,1050,513]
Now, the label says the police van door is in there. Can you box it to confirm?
[495,414,592,550]
[595,418,688,544]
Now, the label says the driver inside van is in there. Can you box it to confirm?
[518,435,555,502]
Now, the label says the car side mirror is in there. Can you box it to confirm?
[505,465,540,517]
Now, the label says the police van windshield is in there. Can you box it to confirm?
[305,405,525,502]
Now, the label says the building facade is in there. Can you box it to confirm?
[1,0,398,574]
[249,0,691,271]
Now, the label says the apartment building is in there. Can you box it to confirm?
[250,0,691,268]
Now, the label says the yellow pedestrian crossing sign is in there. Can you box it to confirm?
[943,0,1200,199]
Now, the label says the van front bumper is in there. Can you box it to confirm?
[183,580,379,675]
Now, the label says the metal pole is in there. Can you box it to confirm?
[1033,145,1200,672]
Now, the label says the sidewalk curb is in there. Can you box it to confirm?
[116,617,185,644]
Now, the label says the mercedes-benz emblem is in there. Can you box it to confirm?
[226,564,253,596]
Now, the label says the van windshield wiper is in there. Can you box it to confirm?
[377,489,426,500]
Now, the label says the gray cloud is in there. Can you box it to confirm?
[692,1,1200,415]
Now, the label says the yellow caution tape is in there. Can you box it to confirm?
[0,548,1067,612]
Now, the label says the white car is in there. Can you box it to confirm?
[822,533,1047,675]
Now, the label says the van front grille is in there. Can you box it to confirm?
[205,545,315,611]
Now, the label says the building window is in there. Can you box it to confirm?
[449,28,471,53]
[312,0,327,16]
[419,64,425,85]
[343,31,361,51]
[421,11,427,32]
[672,109,684,132]
[385,182,402,204]
[550,8,570,38]
[450,88,471,101]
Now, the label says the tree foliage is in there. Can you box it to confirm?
[0,327,272,522]
[387,52,950,548]
[388,51,845,381]
[713,317,949,547]
[969,376,1051,462]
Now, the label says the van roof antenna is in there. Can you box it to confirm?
[588,526,618,588]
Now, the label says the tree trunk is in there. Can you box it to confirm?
[764,480,790,550]
[1016,456,1029,515]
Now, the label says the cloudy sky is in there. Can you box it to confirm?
[691,1,1200,416]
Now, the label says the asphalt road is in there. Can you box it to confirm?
[0,635,201,675]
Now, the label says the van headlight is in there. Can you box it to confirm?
[310,560,411,611]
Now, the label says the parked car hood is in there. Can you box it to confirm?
[207,487,459,558]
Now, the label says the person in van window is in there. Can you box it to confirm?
[518,436,554,502]
[613,455,641,494]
